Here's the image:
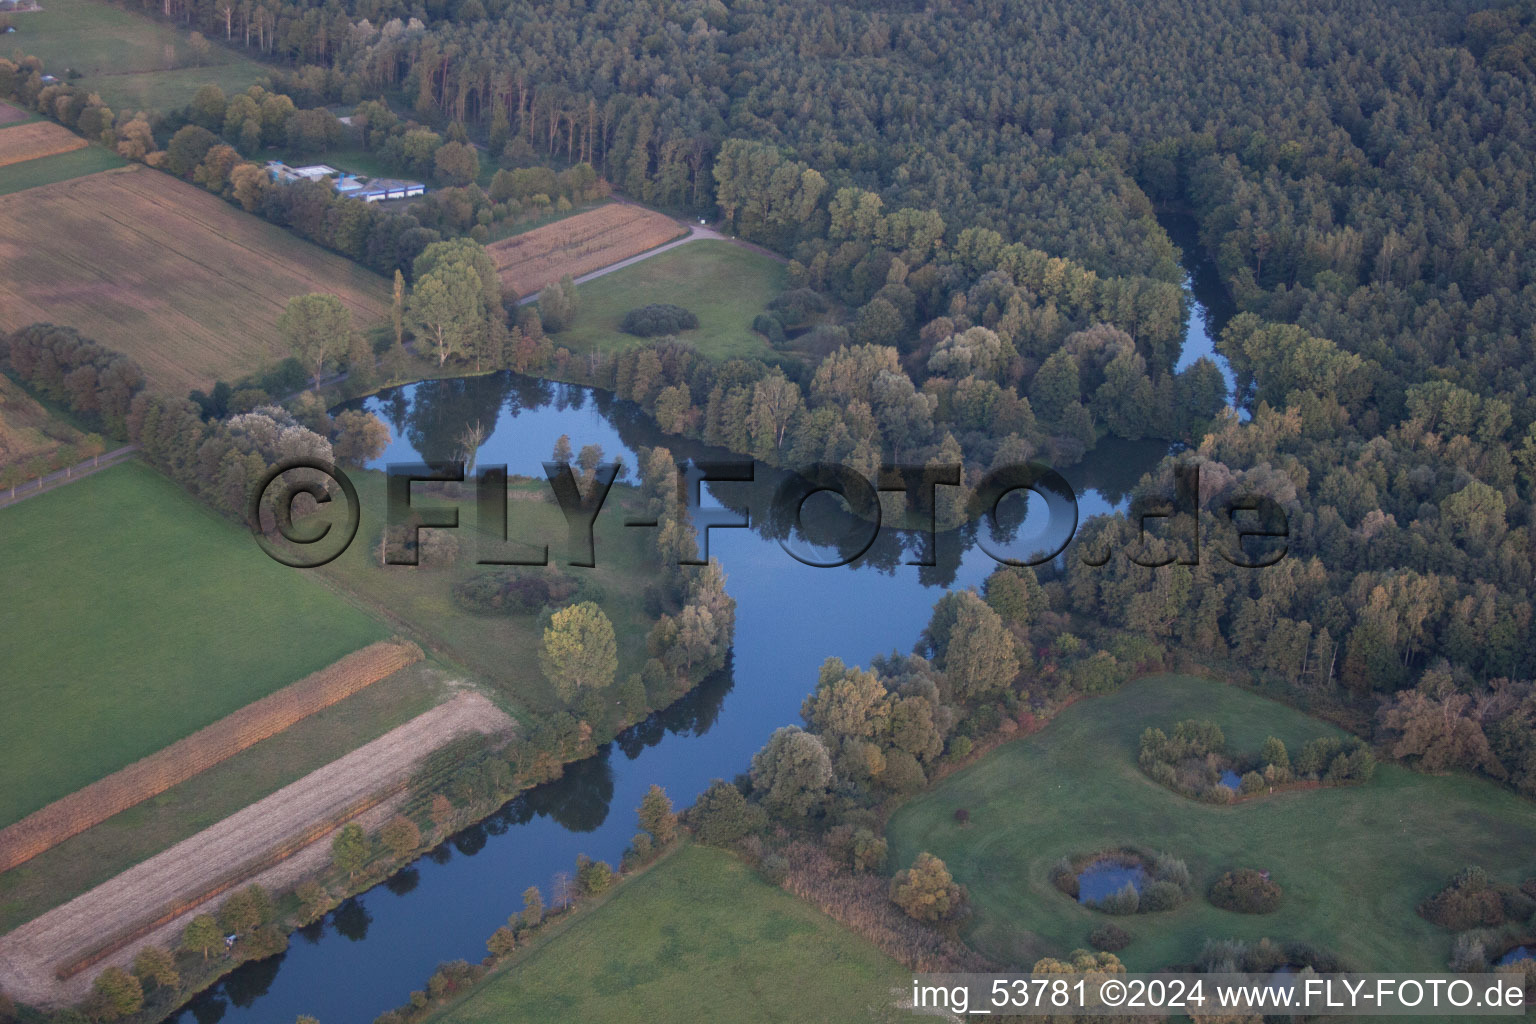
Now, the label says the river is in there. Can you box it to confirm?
[169,228,1233,1024]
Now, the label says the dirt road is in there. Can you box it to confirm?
[0,690,513,1007]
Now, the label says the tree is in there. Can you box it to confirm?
[409,261,485,365]
[689,779,764,845]
[539,602,618,700]
[933,592,1018,701]
[552,434,573,463]
[889,852,965,923]
[749,726,833,820]
[218,885,272,936]
[332,822,371,880]
[331,409,390,466]
[181,914,222,960]
[89,967,143,1021]
[637,784,677,846]
[538,274,579,332]
[487,926,518,958]
[296,880,330,923]
[130,946,178,992]
[164,124,218,178]
[380,815,422,859]
[519,885,544,929]
[435,141,481,186]
[278,294,352,388]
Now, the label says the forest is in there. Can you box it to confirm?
[9,0,1525,789]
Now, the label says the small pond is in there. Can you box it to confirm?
[1077,859,1147,905]
[1499,945,1535,965]
[1219,769,1242,790]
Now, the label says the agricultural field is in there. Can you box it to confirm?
[1,0,268,111]
[885,674,1536,972]
[0,374,100,485]
[0,121,85,167]
[0,142,126,196]
[317,473,657,716]
[0,661,448,935]
[555,240,787,360]
[487,203,686,298]
[0,102,31,125]
[428,844,905,1023]
[0,164,391,392]
[0,460,389,829]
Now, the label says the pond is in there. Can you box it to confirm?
[1076,859,1147,905]
[1219,769,1243,790]
[167,217,1232,1022]
[1499,945,1535,966]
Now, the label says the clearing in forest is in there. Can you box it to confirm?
[487,203,686,299]
[0,165,391,392]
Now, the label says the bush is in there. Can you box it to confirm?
[1139,879,1185,912]
[620,303,699,337]
[689,779,766,845]
[1093,881,1140,915]
[1420,867,1534,930]
[760,852,790,885]
[751,312,786,345]
[954,807,970,825]
[1051,857,1080,899]
[1090,923,1131,951]
[1209,869,1284,914]
[454,567,588,614]
[1239,770,1266,795]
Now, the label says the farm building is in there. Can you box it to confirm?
[264,161,425,201]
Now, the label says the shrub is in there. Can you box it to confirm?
[689,779,766,845]
[1209,869,1284,914]
[1239,770,1266,795]
[454,567,587,614]
[1151,852,1191,890]
[620,303,699,337]
[1093,881,1140,915]
[1051,857,1080,899]
[1090,923,1131,951]
[1139,879,1185,912]
[948,736,973,759]
[1450,934,1488,972]
[890,852,966,923]
[954,807,970,825]
[760,852,790,885]
[752,312,786,345]
[1420,867,1533,930]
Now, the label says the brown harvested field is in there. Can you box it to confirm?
[0,690,514,1008]
[0,640,424,874]
[0,165,391,392]
[0,121,84,167]
[0,102,29,125]
[488,203,686,297]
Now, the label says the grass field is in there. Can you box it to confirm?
[0,142,126,195]
[2,0,269,111]
[556,240,786,360]
[0,460,388,828]
[885,674,1536,972]
[0,121,86,167]
[429,844,905,1023]
[316,473,656,716]
[0,661,447,933]
[488,204,685,298]
[0,164,391,392]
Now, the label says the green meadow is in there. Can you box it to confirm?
[886,674,1536,972]
[429,844,906,1023]
[556,240,787,361]
[0,461,387,826]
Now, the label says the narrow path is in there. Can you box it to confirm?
[0,444,138,509]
